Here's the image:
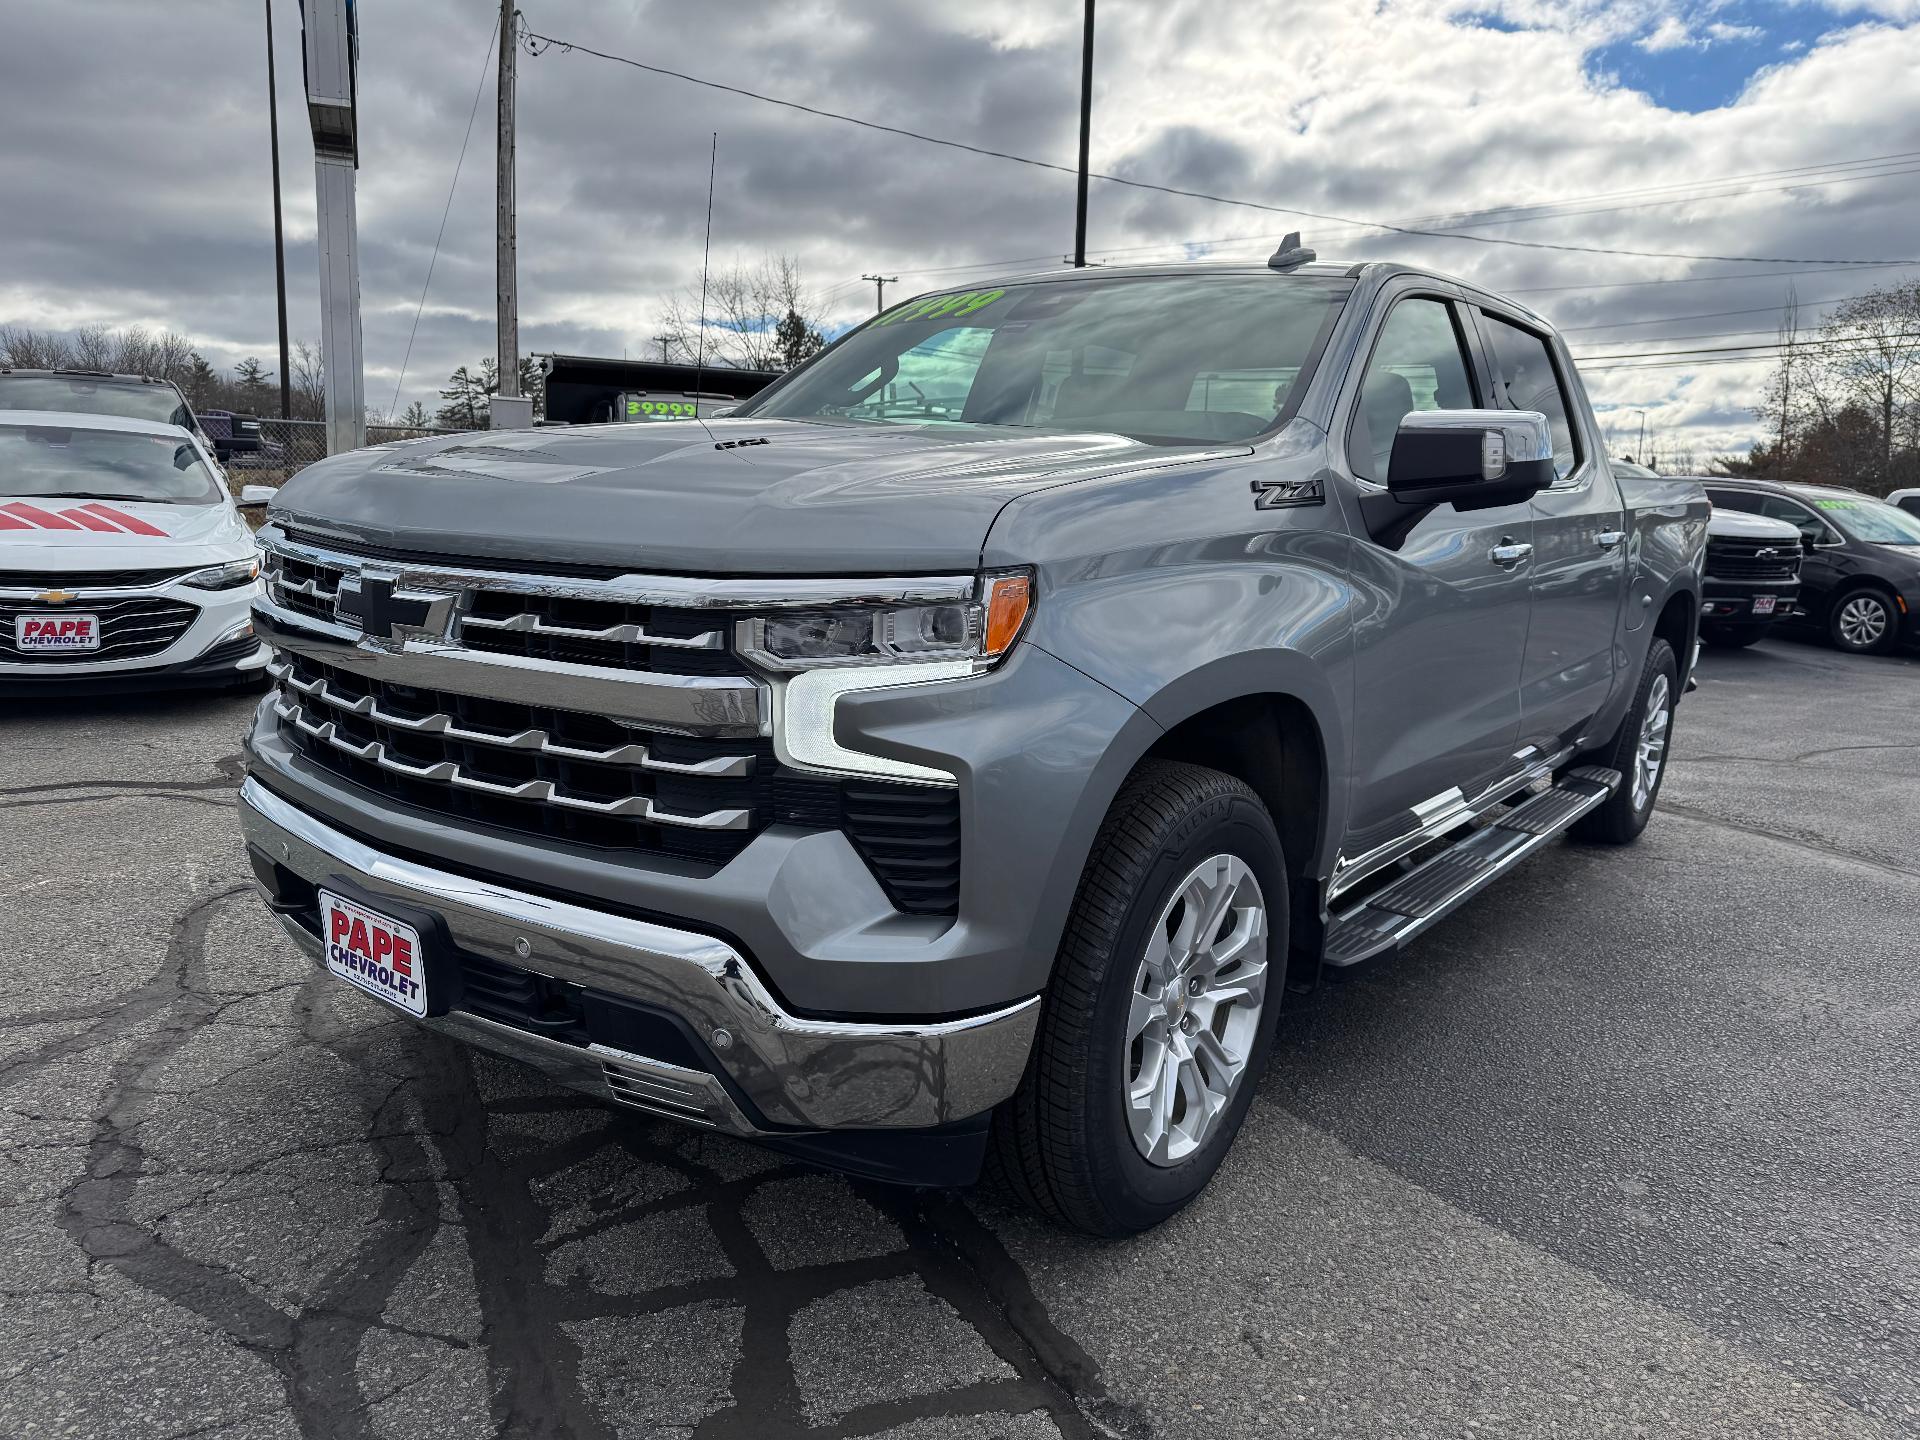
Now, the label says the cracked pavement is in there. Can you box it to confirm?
[2,636,1916,1439]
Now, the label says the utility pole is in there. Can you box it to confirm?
[1634,408,1648,463]
[861,274,898,315]
[301,0,365,455]
[651,334,674,362]
[264,0,291,420]
[493,0,529,427]
[1072,0,1095,267]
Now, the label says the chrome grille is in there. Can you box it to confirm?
[0,596,197,663]
[256,530,964,911]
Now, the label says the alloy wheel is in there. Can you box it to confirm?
[1633,672,1671,811]
[1124,854,1269,1167]
[1837,594,1890,651]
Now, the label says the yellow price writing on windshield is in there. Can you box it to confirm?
[874,289,1006,327]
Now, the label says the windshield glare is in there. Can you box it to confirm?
[740,274,1351,445]
[0,424,222,505]
[0,375,194,430]
[1809,494,1920,545]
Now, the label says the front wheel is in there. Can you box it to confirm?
[991,761,1287,1236]
[1829,587,1897,655]
[1572,637,1677,845]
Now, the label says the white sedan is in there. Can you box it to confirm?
[0,410,270,695]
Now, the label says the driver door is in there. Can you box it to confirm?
[1336,289,1534,848]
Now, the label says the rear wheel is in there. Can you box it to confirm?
[991,761,1286,1236]
[1572,637,1676,845]
[1829,587,1897,655]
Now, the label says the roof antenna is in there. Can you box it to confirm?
[693,131,719,441]
[1268,231,1316,271]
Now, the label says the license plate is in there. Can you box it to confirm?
[1752,595,1777,615]
[14,612,101,652]
[319,890,427,1017]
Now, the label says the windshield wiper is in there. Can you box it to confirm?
[53,491,175,503]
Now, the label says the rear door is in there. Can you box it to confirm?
[1334,284,1534,846]
[1472,307,1627,755]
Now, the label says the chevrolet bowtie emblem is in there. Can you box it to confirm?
[35,590,77,604]
[336,570,453,645]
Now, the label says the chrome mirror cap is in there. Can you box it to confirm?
[1395,409,1553,479]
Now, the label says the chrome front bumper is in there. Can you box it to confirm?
[237,778,1040,1135]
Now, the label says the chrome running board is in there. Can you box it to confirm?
[1322,766,1621,969]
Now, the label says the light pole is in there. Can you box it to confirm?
[264,0,291,421]
[1072,0,1095,267]
[1631,408,1647,463]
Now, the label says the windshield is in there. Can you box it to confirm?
[739,273,1351,445]
[0,424,223,505]
[0,374,194,430]
[1808,494,1920,545]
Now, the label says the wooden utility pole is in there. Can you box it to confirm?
[495,0,520,401]
[862,274,898,314]
[1073,0,1095,267]
[264,0,291,420]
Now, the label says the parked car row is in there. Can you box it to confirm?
[1613,460,1920,655]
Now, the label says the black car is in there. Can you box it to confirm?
[1703,478,1920,654]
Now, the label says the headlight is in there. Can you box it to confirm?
[181,558,261,591]
[738,572,1033,672]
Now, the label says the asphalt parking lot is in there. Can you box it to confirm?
[3,634,1916,1440]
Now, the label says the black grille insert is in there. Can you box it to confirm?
[1706,537,1801,583]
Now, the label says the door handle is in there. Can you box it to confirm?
[1490,540,1533,567]
[1596,530,1627,549]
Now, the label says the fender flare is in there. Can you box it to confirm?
[1027,647,1348,967]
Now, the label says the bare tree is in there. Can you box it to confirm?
[659,254,829,372]
[291,341,326,421]
[0,325,74,369]
[1812,284,1920,490]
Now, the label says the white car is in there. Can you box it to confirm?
[0,410,270,695]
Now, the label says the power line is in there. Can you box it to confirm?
[1576,332,1920,361]
[1562,295,1860,334]
[391,14,499,416]
[517,25,1920,270]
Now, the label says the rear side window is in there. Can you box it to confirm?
[1346,297,1477,483]
[1480,314,1579,481]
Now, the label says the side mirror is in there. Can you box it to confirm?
[1387,409,1556,510]
[237,485,277,509]
[708,406,737,419]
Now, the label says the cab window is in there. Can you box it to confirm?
[1480,313,1580,481]
[1346,297,1477,483]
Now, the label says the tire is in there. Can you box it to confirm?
[1828,586,1898,655]
[1699,625,1765,649]
[1571,637,1677,846]
[990,760,1287,1236]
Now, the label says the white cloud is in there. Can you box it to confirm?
[1638,15,1699,51]
[0,0,1915,460]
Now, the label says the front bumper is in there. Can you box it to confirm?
[238,777,1039,1155]
[1700,576,1800,627]
[0,574,268,695]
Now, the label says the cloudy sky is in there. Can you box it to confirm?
[3,0,1918,462]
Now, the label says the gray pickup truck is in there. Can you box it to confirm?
[238,255,1706,1234]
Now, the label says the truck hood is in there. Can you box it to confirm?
[0,496,253,573]
[1705,508,1801,542]
[271,418,1241,574]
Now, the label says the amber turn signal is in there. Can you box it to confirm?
[982,573,1033,658]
